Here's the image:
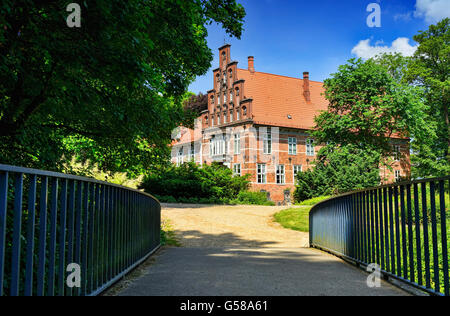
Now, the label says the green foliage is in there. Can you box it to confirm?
[294,145,381,202]
[0,1,245,174]
[405,18,450,178]
[273,207,311,232]
[297,195,332,206]
[161,219,181,247]
[140,162,250,202]
[231,191,275,206]
[313,58,426,158]
[63,157,143,189]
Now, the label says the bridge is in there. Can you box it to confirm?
[0,164,448,296]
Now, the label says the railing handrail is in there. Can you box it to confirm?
[309,176,450,296]
[310,175,450,214]
[0,164,161,296]
[0,164,159,202]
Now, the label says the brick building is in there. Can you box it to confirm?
[171,45,410,204]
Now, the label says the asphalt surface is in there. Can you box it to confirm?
[117,204,407,296]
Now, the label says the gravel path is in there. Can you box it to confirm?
[116,204,407,296]
[160,204,309,248]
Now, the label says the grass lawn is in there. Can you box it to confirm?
[273,206,312,232]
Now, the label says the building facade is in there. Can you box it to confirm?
[171,45,410,204]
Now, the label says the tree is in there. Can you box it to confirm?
[313,58,427,164]
[294,144,381,202]
[0,1,246,175]
[405,18,450,177]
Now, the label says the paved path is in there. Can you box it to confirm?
[117,204,406,296]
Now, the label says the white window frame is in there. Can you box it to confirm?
[190,144,195,161]
[257,164,267,184]
[395,170,401,182]
[233,164,241,177]
[306,138,315,156]
[276,165,285,184]
[176,147,184,166]
[293,165,302,184]
[263,131,272,155]
[234,133,241,155]
[393,145,401,161]
[288,137,297,155]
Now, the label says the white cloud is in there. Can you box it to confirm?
[393,12,413,22]
[414,0,450,23]
[351,38,418,59]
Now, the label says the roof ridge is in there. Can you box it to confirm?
[237,68,324,84]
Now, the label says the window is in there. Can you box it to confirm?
[236,88,240,103]
[210,136,226,157]
[395,170,401,182]
[233,164,241,177]
[229,110,233,123]
[190,144,195,161]
[257,164,267,184]
[306,139,315,156]
[230,90,233,102]
[217,113,221,125]
[205,115,209,126]
[236,108,240,120]
[276,165,285,184]
[293,165,302,183]
[176,147,184,166]
[263,130,272,155]
[234,133,241,155]
[242,106,247,116]
[224,92,227,103]
[218,94,221,105]
[393,145,401,161]
[223,110,227,124]
[288,137,297,155]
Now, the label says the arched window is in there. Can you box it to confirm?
[242,106,247,116]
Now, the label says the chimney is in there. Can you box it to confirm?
[303,72,311,102]
[248,56,255,73]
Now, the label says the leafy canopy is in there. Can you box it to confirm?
[313,58,426,158]
[0,0,246,175]
[405,18,450,177]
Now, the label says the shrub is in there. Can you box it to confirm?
[235,191,275,206]
[294,144,381,202]
[140,162,250,201]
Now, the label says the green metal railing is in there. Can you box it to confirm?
[0,164,160,296]
[310,176,449,296]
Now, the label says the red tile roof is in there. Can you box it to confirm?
[236,69,328,130]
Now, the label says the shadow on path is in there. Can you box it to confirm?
[118,229,407,296]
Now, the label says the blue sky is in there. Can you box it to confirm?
[188,0,449,94]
